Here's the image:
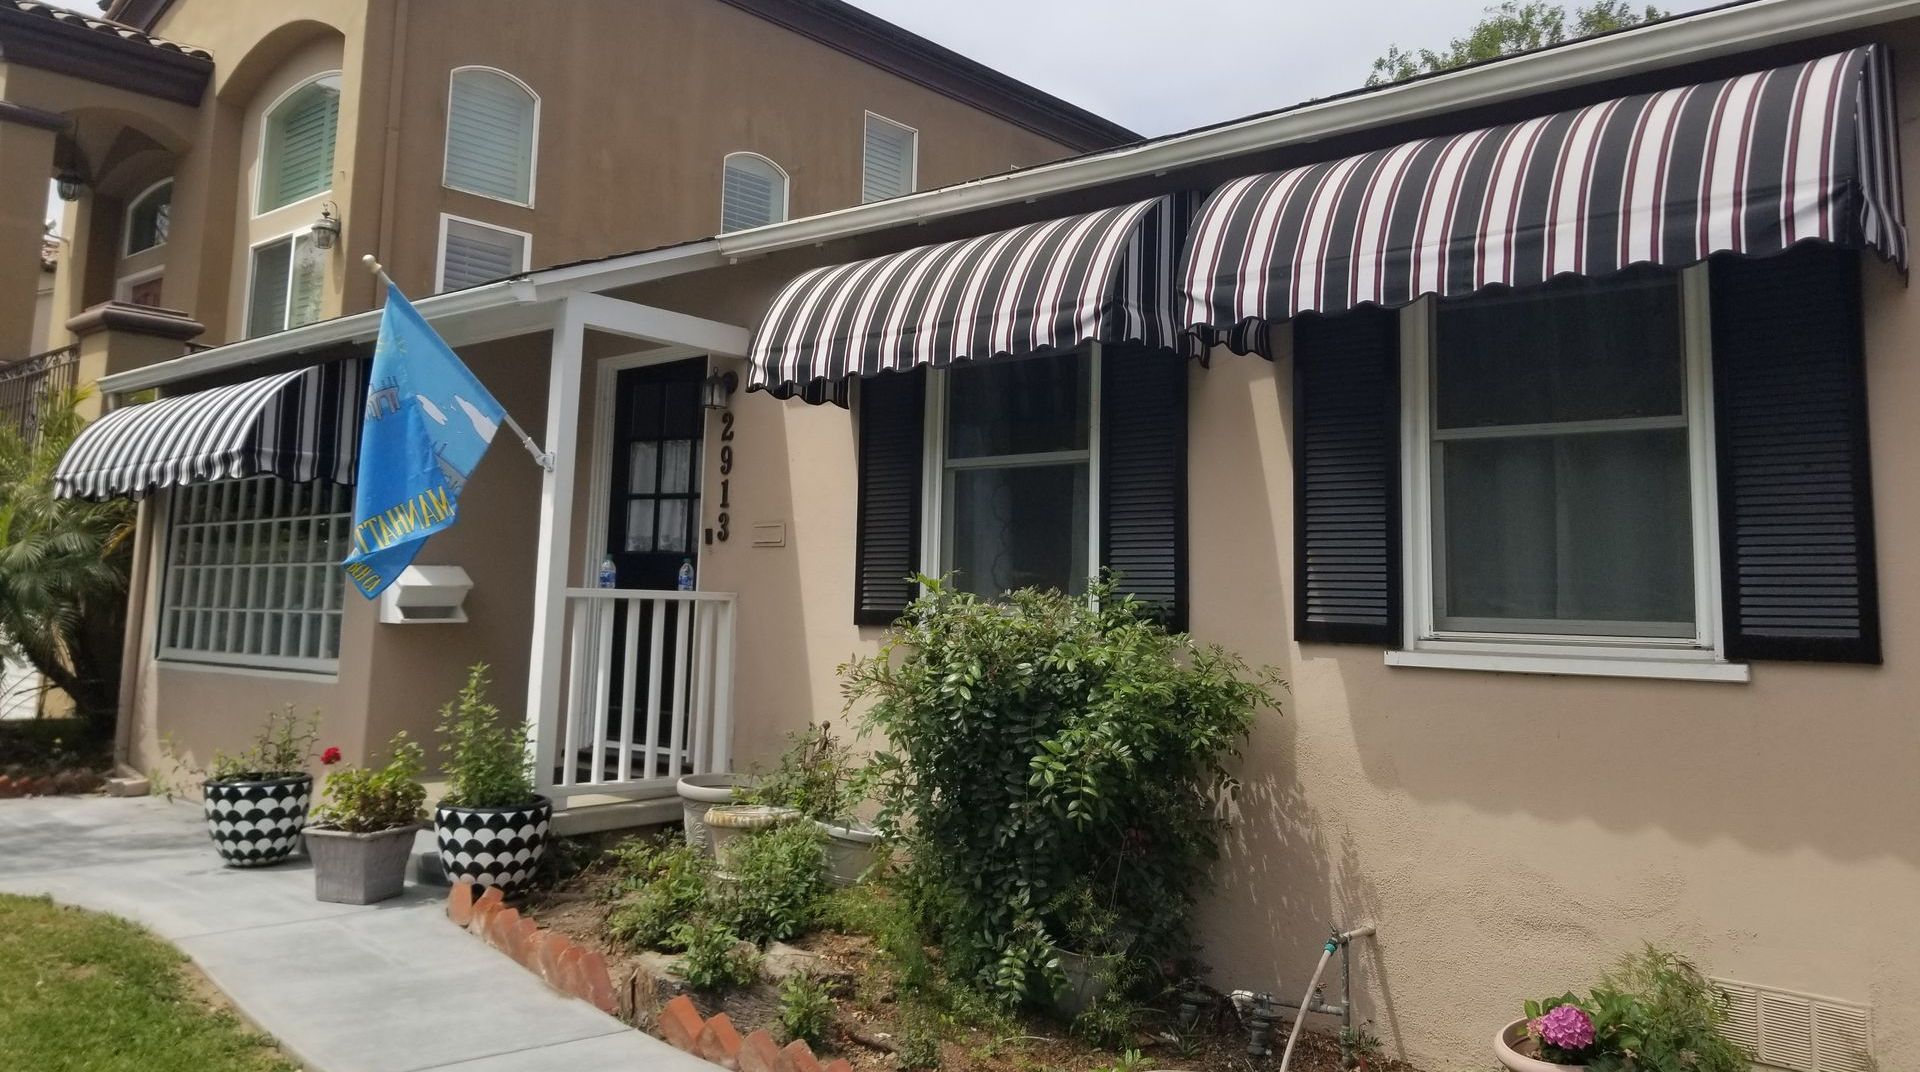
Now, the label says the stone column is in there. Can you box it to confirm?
[64,301,205,418]
[0,101,62,364]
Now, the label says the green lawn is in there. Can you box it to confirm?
[0,894,297,1072]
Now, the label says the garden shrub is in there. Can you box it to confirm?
[670,917,760,991]
[719,821,829,944]
[607,837,712,951]
[741,722,867,823]
[777,973,837,1045]
[843,577,1277,1007]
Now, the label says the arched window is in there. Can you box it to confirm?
[444,67,538,205]
[258,72,341,214]
[721,153,788,233]
[125,179,172,255]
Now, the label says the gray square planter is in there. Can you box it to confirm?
[304,824,420,904]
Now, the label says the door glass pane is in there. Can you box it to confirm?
[656,500,689,553]
[659,440,695,494]
[1435,275,1683,428]
[628,442,658,494]
[1438,429,1694,633]
[947,351,1090,459]
[945,463,1089,597]
[625,500,655,553]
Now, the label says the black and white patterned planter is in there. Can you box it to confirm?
[203,774,312,867]
[434,796,552,896]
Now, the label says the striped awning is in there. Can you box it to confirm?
[749,194,1191,403]
[54,358,366,501]
[1183,46,1907,355]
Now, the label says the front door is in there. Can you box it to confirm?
[607,357,705,587]
[577,356,705,782]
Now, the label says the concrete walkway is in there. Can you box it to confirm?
[0,794,713,1072]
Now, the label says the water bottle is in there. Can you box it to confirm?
[597,554,618,589]
[676,558,695,592]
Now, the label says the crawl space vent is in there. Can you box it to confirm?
[1714,977,1872,1072]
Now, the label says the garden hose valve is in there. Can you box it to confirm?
[1246,992,1275,1056]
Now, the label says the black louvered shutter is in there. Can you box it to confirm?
[1100,345,1188,630]
[1710,247,1881,663]
[853,370,925,625]
[1293,309,1401,645]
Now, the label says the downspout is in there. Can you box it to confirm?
[111,499,152,772]
[373,0,408,296]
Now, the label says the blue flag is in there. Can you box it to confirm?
[342,282,508,598]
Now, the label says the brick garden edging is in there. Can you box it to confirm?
[446,881,852,1072]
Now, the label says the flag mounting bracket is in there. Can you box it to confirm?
[363,255,555,472]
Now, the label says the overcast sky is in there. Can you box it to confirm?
[47,0,1725,228]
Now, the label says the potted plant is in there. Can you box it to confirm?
[1496,947,1752,1072]
[739,721,881,886]
[433,663,550,896]
[677,771,752,853]
[200,705,320,867]
[1045,878,1132,1018]
[303,732,427,904]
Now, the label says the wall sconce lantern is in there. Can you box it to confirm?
[54,168,85,202]
[702,369,739,410]
[310,202,342,251]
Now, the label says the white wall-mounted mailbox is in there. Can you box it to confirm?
[378,565,474,624]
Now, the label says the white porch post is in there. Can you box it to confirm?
[526,298,588,792]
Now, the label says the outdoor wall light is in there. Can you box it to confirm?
[702,369,739,410]
[310,202,342,250]
[54,169,85,202]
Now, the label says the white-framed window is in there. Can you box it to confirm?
[257,72,341,214]
[247,231,325,338]
[921,347,1099,598]
[124,179,171,255]
[862,112,917,204]
[159,477,352,673]
[720,152,789,233]
[118,266,164,307]
[443,66,538,206]
[436,214,531,292]
[1391,266,1737,679]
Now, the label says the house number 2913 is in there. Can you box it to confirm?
[714,411,734,542]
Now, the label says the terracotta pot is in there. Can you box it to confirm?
[1495,1018,1589,1072]
[202,773,311,867]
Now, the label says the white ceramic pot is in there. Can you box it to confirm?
[816,819,883,887]
[1495,1018,1589,1072]
[676,773,749,854]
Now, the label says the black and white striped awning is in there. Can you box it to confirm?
[749,195,1191,403]
[1183,46,1907,355]
[54,359,366,501]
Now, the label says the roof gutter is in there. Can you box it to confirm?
[713,0,1920,258]
[101,240,726,393]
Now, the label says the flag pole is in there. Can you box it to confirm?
[362,254,554,471]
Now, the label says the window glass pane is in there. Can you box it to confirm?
[1437,429,1694,634]
[625,500,655,553]
[945,463,1089,597]
[659,440,696,494]
[656,499,689,553]
[947,352,1089,459]
[722,155,787,232]
[439,218,528,291]
[1434,274,1683,429]
[628,442,658,494]
[444,69,536,204]
[863,115,916,203]
[259,75,341,213]
[247,239,292,338]
[128,181,171,253]
[288,235,325,329]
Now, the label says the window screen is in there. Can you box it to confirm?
[721,154,787,232]
[444,69,537,204]
[862,114,916,203]
[439,217,529,291]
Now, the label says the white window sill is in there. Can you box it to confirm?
[1384,648,1749,683]
[155,658,341,683]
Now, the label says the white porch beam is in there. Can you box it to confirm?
[526,296,589,790]
[567,292,752,357]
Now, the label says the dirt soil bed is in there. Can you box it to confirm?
[522,838,1421,1072]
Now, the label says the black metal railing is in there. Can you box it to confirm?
[0,346,80,443]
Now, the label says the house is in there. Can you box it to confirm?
[40,0,1920,1066]
[0,0,1133,422]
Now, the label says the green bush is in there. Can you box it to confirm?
[671,917,759,991]
[843,577,1276,1007]
[607,837,712,952]
[206,706,320,781]
[719,821,828,944]
[777,974,837,1045]
[436,664,535,808]
[310,732,426,832]
[741,722,868,823]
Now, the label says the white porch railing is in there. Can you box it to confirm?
[543,588,736,799]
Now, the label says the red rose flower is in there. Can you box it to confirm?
[321,746,343,765]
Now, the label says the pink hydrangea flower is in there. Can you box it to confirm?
[1532,1004,1596,1052]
